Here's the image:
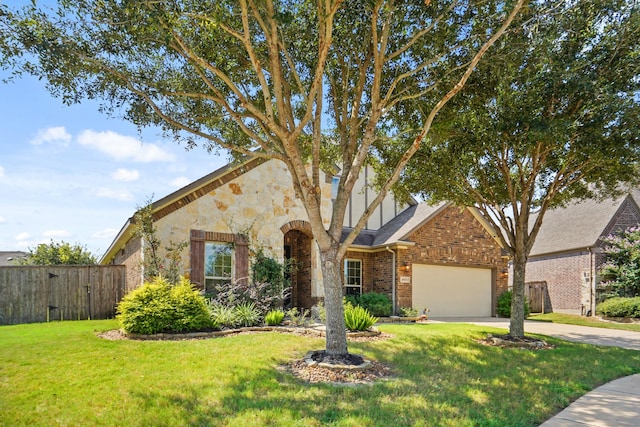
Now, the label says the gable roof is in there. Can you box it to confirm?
[342,201,504,250]
[100,156,265,263]
[529,194,639,256]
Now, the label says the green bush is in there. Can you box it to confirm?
[233,302,261,327]
[497,290,530,318]
[170,277,213,332]
[399,306,418,317]
[597,297,640,318]
[117,277,212,334]
[264,309,285,326]
[344,302,378,331]
[345,292,392,317]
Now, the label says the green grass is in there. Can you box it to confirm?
[1,320,639,426]
[529,313,640,332]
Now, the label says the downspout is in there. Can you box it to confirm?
[386,246,397,315]
[588,246,594,317]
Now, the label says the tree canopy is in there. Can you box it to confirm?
[396,0,640,337]
[0,0,525,355]
[19,240,97,266]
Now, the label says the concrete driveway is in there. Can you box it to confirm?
[431,317,640,350]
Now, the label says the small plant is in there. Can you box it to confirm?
[264,309,285,326]
[399,306,418,317]
[208,302,239,329]
[285,307,310,326]
[233,301,261,327]
[344,302,378,331]
[313,301,327,324]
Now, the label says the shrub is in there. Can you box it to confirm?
[597,297,640,318]
[285,307,310,326]
[399,306,418,317]
[233,302,261,327]
[169,277,213,332]
[345,292,392,317]
[344,302,378,331]
[264,309,285,326]
[117,276,212,334]
[497,290,530,318]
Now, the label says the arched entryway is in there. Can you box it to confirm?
[281,221,315,310]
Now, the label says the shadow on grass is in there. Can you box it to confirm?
[128,324,640,426]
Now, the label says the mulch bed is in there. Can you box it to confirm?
[477,333,554,350]
[97,327,396,385]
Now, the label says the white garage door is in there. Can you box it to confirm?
[412,264,492,317]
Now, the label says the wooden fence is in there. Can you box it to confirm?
[0,265,126,325]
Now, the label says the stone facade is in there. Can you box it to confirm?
[104,158,507,316]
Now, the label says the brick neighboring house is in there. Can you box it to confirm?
[525,193,640,315]
[100,157,508,316]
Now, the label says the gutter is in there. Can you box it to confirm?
[386,246,397,315]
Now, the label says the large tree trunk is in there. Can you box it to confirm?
[510,252,527,338]
[318,244,348,356]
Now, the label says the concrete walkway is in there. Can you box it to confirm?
[432,318,640,426]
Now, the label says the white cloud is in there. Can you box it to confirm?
[91,228,119,240]
[15,232,31,241]
[77,130,175,162]
[95,187,134,201]
[111,168,140,182]
[169,176,192,189]
[0,216,5,224]
[42,230,72,239]
[30,126,72,146]
[0,165,4,178]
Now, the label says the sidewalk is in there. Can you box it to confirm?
[432,318,640,426]
[539,374,640,426]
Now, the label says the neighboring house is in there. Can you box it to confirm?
[100,157,508,317]
[0,251,27,266]
[525,193,640,315]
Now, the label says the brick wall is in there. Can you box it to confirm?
[345,206,508,313]
[399,206,509,311]
[112,237,142,293]
[526,196,640,315]
[526,251,591,314]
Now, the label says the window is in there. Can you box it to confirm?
[204,242,233,293]
[344,259,362,296]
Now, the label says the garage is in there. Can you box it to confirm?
[412,264,493,317]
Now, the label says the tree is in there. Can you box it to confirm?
[0,0,525,357]
[599,227,640,300]
[397,0,640,337]
[19,240,97,265]
[133,199,188,284]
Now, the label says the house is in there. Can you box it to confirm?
[100,157,508,317]
[0,251,27,266]
[525,193,640,315]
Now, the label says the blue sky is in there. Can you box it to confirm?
[0,73,228,259]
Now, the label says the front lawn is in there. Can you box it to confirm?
[529,313,640,332]
[1,320,639,426]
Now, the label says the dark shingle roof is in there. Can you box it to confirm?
[340,201,450,247]
[529,195,636,256]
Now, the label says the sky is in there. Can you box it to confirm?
[0,72,229,259]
